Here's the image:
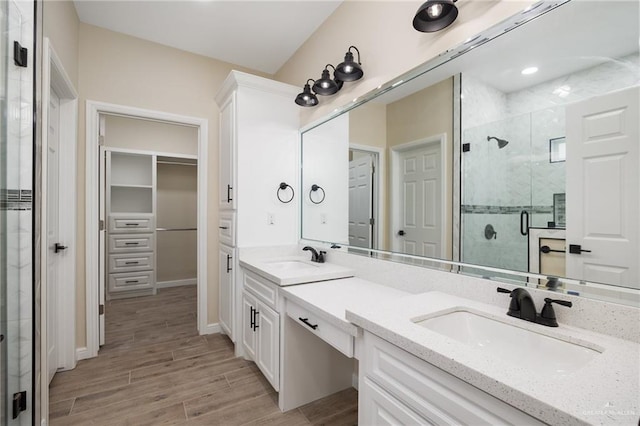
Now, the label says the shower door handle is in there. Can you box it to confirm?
[520,211,529,236]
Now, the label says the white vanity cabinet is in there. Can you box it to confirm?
[359,332,545,426]
[241,270,280,392]
[215,71,299,345]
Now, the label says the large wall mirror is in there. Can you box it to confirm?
[301,0,640,306]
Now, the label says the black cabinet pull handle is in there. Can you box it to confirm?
[253,310,259,330]
[125,280,139,283]
[125,223,139,226]
[124,261,139,265]
[250,306,255,329]
[520,210,529,236]
[219,226,228,229]
[569,244,592,255]
[124,242,139,245]
[226,254,232,273]
[227,184,233,202]
[298,317,318,330]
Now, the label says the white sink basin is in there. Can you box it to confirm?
[414,310,601,375]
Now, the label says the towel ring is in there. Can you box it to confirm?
[309,184,326,204]
[277,182,294,204]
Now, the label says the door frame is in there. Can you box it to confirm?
[41,38,78,375]
[349,143,384,249]
[390,134,448,256]
[84,101,209,359]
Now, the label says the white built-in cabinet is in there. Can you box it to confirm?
[106,151,156,299]
[359,332,545,425]
[214,71,299,345]
[241,270,280,391]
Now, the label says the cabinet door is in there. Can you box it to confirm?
[256,301,280,392]
[218,244,235,339]
[219,94,236,210]
[360,377,428,426]
[242,292,257,361]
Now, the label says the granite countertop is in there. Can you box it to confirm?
[346,291,640,425]
[280,277,410,335]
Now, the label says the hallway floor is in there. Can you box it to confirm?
[49,286,358,425]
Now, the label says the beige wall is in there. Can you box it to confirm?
[43,0,79,88]
[157,163,198,282]
[104,115,198,155]
[386,77,454,258]
[275,0,534,126]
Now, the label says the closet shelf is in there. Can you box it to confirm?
[111,184,153,189]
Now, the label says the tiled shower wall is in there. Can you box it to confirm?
[461,53,640,272]
[1,0,34,424]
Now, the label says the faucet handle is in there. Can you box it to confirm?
[318,251,326,263]
[497,287,512,294]
[538,297,573,327]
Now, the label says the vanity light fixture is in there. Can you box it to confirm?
[413,0,458,33]
[335,46,364,82]
[521,66,539,75]
[312,64,342,96]
[295,79,319,107]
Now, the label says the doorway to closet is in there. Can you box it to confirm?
[99,114,199,348]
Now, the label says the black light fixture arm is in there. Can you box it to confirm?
[347,46,361,65]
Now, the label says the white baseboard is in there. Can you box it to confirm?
[156,278,197,289]
[76,346,92,361]
[200,322,221,335]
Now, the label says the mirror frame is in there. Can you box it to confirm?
[299,0,640,307]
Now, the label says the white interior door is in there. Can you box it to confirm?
[99,143,106,345]
[47,89,62,383]
[566,86,639,288]
[348,154,373,248]
[398,143,442,258]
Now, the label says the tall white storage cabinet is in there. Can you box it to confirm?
[215,71,300,345]
[106,151,157,299]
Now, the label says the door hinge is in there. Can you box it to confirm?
[462,143,471,152]
[371,163,375,174]
[99,219,105,231]
[13,41,27,68]
[12,391,27,419]
[369,218,375,225]
[99,304,104,315]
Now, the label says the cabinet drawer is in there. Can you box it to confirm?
[360,377,428,426]
[286,300,354,358]
[243,270,278,310]
[109,216,154,233]
[362,332,544,425]
[109,233,154,253]
[109,252,154,273]
[109,271,155,293]
[218,212,236,246]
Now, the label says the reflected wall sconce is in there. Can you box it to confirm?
[294,46,363,107]
[413,0,458,32]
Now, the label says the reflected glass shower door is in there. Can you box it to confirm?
[461,113,533,277]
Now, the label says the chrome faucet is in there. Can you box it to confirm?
[497,287,572,327]
[302,246,325,263]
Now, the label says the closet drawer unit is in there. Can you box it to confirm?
[218,212,236,246]
[109,252,155,273]
[109,216,154,233]
[109,271,155,293]
[243,270,278,311]
[109,233,154,253]
[286,299,354,358]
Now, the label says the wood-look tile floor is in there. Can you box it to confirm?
[50,286,358,425]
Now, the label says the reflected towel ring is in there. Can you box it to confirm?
[309,184,326,204]
[277,182,295,203]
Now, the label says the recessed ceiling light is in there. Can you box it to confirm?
[521,67,538,75]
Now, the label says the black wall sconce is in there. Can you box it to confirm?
[413,0,458,32]
[295,46,363,107]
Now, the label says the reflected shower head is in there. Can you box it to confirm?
[487,136,509,149]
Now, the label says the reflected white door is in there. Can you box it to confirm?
[566,86,639,288]
[99,144,106,345]
[398,143,442,257]
[348,154,373,248]
[47,89,61,383]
